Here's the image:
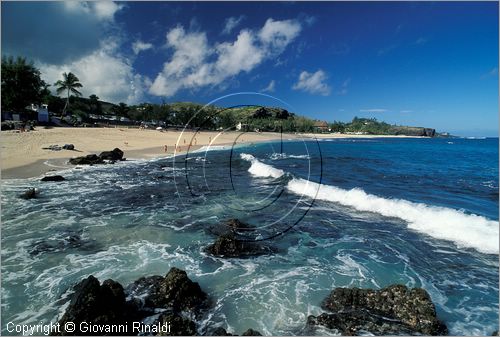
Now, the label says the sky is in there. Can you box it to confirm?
[2,1,498,136]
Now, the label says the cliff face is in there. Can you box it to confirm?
[389,126,436,137]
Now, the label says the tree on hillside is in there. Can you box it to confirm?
[54,72,82,116]
[1,56,45,112]
[88,94,102,114]
[111,102,130,118]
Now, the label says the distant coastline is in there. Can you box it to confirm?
[0,127,426,179]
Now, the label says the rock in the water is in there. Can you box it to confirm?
[241,328,262,336]
[126,267,208,313]
[41,175,65,182]
[99,148,124,161]
[308,284,447,336]
[69,154,104,165]
[62,144,75,150]
[29,231,98,257]
[205,232,272,258]
[20,188,37,199]
[53,276,140,335]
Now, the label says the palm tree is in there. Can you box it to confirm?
[54,72,82,116]
[88,94,101,114]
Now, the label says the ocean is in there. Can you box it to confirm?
[1,137,498,335]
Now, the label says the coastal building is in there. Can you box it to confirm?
[313,120,329,132]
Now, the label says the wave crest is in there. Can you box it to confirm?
[286,178,499,254]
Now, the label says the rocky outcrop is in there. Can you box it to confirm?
[53,276,140,335]
[69,148,124,165]
[62,144,75,150]
[126,267,209,313]
[389,126,436,137]
[54,268,207,336]
[41,175,65,182]
[69,154,104,165]
[205,232,272,258]
[99,148,124,161]
[157,311,197,336]
[20,188,37,199]
[205,219,274,258]
[241,329,262,336]
[307,284,447,336]
[205,327,262,336]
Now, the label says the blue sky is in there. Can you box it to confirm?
[2,1,498,136]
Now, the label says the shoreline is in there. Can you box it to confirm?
[0,127,424,179]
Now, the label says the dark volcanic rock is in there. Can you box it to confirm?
[69,154,104,165]
[156,311,197,336]
[53,276,140,335]
[99,148,124,161]
[41,175,65,182]
[307,311,421,336]
[20,188,37,199]
[308,284,447,335]
[126,267,208,313]
[204,232,272,258]
[208,327,233,336]
[62,144,75,150]
[241,328,262,336]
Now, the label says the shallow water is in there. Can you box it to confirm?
[1,137,498,335]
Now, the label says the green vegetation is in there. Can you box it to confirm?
[1,56,46,112]
[1,55,436,136]
[54,72,83,116]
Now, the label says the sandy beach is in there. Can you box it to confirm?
[0,127,419,179]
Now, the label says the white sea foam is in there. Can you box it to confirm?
[286,177,499,254]
[240,153,285,178]
[269,153,310,160]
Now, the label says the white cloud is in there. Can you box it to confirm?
[41,42,147,104]
[132,40,153,55]
[92,1,123,20]
[359,109,388,113]
[63,1,123,21]
[262,80,276,93]
[150,18,302,97]
[414,37,428,45]
[258,18,301,54]
[481,67,498,79]
[222,16,245,35]
[292,70,330,96]
[337,77,350,95]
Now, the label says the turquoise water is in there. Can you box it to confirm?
[1,137,498,335]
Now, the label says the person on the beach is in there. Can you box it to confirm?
[164,145,168,153]
[209,136,212,144]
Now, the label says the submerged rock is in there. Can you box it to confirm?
[307,284,447,335]
[19,187,37,199]
[99,148,124,161]
[28,231,97,257]
[41,175,65,182]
